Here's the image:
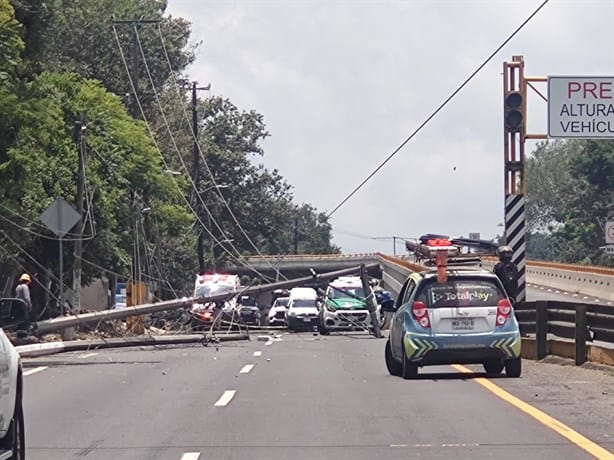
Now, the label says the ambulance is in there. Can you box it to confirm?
[191,273,241,328]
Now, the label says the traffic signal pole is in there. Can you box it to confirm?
[503,56,527,303]
[502,56,549,303]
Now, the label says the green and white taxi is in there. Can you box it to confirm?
[384,268,522,379]
[318,276,377,334]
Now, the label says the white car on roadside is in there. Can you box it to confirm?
[0,328,25,459]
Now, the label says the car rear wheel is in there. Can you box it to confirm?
[505,357,522,377]
[0,369,25,460]
[401,345,418,379]
[483,359,504,374]
[385,340,401,376]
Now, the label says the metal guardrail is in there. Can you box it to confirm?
[480,255,614,275]
[514,300,614,365]
[248,253,614,276]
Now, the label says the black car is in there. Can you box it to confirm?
[239,306,261,326]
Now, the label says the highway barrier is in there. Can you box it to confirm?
[515,300,614,366]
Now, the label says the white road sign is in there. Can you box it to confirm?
[548,76,614,138]
[606,221,614,245]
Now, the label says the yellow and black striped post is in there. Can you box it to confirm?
[503,56,527,302]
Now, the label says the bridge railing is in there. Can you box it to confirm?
[515,300,614,365]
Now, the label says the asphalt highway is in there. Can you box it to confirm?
[23,331,614,460]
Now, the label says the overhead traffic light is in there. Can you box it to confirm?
[504,91,524,134]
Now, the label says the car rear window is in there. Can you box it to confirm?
[416,278,505,308]
[291,299,316,308]
[275,298,289,307]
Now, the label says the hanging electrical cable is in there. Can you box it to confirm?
[326,0,550,217]
[155,24,289,281]
[112,24,276,282]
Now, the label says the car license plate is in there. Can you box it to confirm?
[303,317,312,322]
[451,318,474,330]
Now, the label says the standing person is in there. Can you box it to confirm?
[493,246,519,303]
[15,273,33,330]
[15,273,32,311]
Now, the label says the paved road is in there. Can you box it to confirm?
[22,333,614,460]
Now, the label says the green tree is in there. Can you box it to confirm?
[12,0,194,104]
[0,0,24,156]
[0,71,193,310]
[525,139,613,266]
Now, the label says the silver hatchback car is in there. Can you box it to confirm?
[384,269,522,379]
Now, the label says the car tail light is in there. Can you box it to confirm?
[412,301,430,329]
[496,299,512,326]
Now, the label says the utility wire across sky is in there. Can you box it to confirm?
[326,0,550,218]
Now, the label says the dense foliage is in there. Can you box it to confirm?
[525,139,613,266]
[0,0,339,315]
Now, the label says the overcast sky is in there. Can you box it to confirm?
[165,0,614,254]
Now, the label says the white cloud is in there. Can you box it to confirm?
[166,0,614,253]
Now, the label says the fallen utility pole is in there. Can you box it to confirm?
[240,263,381,296]
[34,264,381,334]
[360,264,382,338]
[35,295,218,334]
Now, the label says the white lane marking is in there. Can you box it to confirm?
[78,352,98,359]
[547,289,552,292]
[180,453,200,460]
[253,351,262,357]
[214,390,236,407]
[595,299,601,302]
[240,364,254,374]
[24,366,48,376]
[265,340,273,346]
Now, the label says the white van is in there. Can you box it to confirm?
[286,287,319,331]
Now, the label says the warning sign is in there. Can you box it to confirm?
[548,76,614,139]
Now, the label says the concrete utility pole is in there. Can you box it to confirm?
[182,80,211,273]
[35,264,380,333]
[112,18,159,286]
[359,264,382,338]
[72,117,87,315]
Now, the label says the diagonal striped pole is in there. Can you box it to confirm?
[503,56,527,303]
[505,194,526,302]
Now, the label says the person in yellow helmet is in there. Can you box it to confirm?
[15,273,32,312]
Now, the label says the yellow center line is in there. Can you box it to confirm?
[452,364,614,460]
